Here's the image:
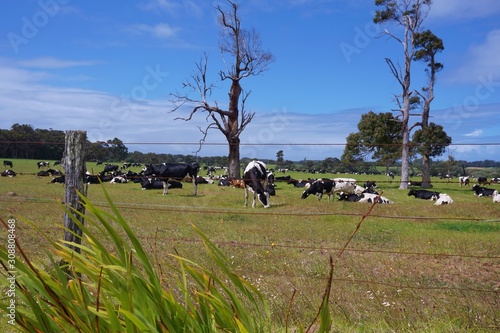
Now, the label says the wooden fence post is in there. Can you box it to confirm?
[62,130,87,253]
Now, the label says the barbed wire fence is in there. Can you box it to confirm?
[1,139,499,328]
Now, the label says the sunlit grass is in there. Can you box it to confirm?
[0,159,499,331]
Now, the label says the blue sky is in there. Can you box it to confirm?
[1,0,500,162]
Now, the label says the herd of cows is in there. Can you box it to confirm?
[2,159,500,208]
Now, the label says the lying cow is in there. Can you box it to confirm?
[338,192,392,204]
[472,184,495,197]
[408,189,440,200]
[230,178,245,188]
[493,190,500,203]
[1,170,16,177]
[433,193,454,205]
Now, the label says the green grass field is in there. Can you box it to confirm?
[1,158,499,331]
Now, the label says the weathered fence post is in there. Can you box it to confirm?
[62,130,87,253]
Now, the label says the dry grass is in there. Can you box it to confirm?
[1,159,499,331]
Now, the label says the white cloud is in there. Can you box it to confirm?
[444,29,500,84]
[464,129,483,137]
[17,57,100,69]
[130,23,180,39]
[429,0,500,20]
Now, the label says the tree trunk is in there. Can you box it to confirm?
[228,136,240,178]
[62,130,87,253]
[421,154,432,188]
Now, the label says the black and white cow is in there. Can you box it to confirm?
[287,179,310,188]
[140,178,182,190]
[243,160,270,208]
[103,164,119,174]
[142,162,199,195]
[338,192,392,204]
[51,175,65,184]
[3,160,13,168]
[1,170,16,177]
[407,189,440,200]
[459,176,470,187]
[359,192,393,204]
[218,177,231,186]
[337,192,362,202]
[301,179,356,201]
[37,161,50,169]
[363,181,377,190]
[472,184,495,197]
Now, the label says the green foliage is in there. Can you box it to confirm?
[342,111,402,166]
[0,186,273,332]
[412,122,452,157]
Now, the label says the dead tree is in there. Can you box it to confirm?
[171,0,273,178]
[62,130,87,253]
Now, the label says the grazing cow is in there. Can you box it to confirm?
[433,193,454,205]
[386,172,395,182]
[477,177,489,185]
[37,161,50,169]
[471,184,495,197]
[243,160,270,208]
[491,177,500,184]
[3,160,13,168]
[1,170,16,177]
[301,179,356,201]
[142,162,199,195]
[493,190,500,203]
[408,189,440,200]
[459,176,470,187]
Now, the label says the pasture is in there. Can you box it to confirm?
[1,158,499,331]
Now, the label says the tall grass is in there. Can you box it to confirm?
[0,186,278,332]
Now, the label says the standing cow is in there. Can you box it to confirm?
[142,162,200,195]
[243,160,270,208]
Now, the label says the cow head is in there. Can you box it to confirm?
[301,180,322,199]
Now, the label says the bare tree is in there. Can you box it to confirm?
[171,0,273,178]
[374,0,432,189]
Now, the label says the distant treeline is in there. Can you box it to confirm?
[1,124,500,176]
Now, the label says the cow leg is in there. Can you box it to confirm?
[252,192,257,208]
[192,177,197,196]
[162,180,169,195]
[244,187,249,207]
